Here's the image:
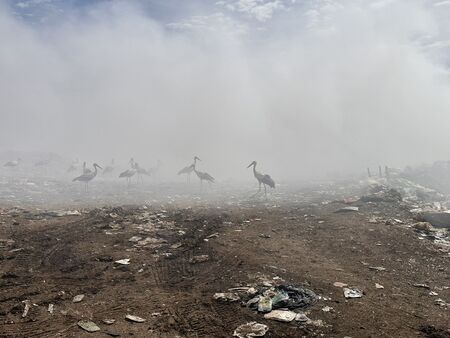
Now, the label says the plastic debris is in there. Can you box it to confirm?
[413,283,430,289]
[295,313,309,322]
[263,310,297,322]
[271,285,317,309]
[375,283,384,289]
[47,304,54,314]
[78,320,101,332]
[103,319,116,325]
[429,291,438,296]
[335,206,359,213]
[189,255,209,264]
[322,306,333,312]
[115,258,130,265]
[125,314,146,323]
[257,296,272,313]
[128,236,142,242]
[233,322,269,338]
[73,294,85,303]
[22,300,31,318]
[369,266,386,271]
[343,288,363,298]
[333,282,348,288]
[213,292,240,302]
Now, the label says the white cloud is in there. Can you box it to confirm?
[217,0,287,22]
[434,0,450,7]
[167,12,248,36]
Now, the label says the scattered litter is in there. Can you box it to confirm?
[189,255,209,264]
[335,206,359,213]
[246,296,260,308]
[233,322,268,338]
[115,258,130,265]
[258,234,271,238]
[263,310,296,322]
[47,304,54,314]
[207,233,219,239]
[413,283,430,289]
[257,296,273,313]
[128,236,142,242]
[136,237,166,246]
[22,300,31,318]
[413,222,433,232]
[306,319,324,327]
[435,298,448,307]
[103,319,116,325]
[125,314,146,323]
[72,294,85,303]
[322,306,333,312]
[343,288,363,298]
[375,283,384,289]
[369,266,386,271]
[238,284,318,316]
[333,282,348,288]
[213,292,240,302]
[78,320,100,332]
[54,210,82,217]
[429,291,438,296]
[295,313,309,322]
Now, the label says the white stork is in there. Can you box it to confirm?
[134,162,150,184]
[72,163,102,192]
[193,161,215,188]
[247,161,275,196]
[119,158,136,185]
[4,158,21,167]
[178,156,200,182]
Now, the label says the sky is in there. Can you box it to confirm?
[2,0,450,180]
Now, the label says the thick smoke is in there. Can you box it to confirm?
[1,0,450,180]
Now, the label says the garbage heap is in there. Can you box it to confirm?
[215,284,317,323]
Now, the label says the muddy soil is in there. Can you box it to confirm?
[0,186,449,337]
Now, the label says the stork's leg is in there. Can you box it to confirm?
[258,181,262,192]
[264,184,267,197]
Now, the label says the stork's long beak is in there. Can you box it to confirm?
[96,164,103,169]
[247,163,253,168]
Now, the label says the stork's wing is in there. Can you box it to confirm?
[119,170,129,178]
[73,173,89,182]
[263,174,275,188]
[204,172,215,182]
[178,165,192,175]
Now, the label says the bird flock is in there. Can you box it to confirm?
[3,156,276,196]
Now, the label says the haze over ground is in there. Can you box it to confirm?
[2,0,450,180]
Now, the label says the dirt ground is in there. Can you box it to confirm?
[0,183,449,337]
